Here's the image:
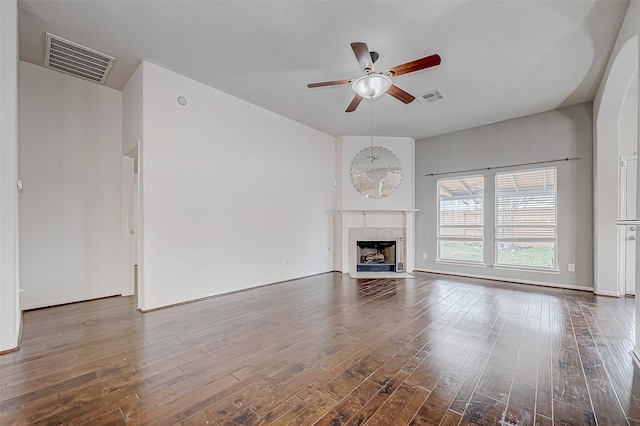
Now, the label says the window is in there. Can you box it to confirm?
[437,176,484,263]
[495,167,557,269]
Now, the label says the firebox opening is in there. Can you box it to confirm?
[357,240,396,272]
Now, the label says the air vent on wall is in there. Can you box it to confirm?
[44,33,115,84]
[417,89,445,104]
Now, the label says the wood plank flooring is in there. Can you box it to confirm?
[0,272,638,425]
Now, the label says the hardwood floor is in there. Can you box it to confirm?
[1,272,638,425]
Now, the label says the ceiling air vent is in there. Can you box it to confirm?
[44,33,115,84]
[417,89,445,104]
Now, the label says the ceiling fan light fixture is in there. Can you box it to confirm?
[351,74,392,98]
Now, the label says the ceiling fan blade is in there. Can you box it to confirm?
[387,85,415,104]
[386,54,441,77]
[346,94,363,113]
[351,42,374,73]
[307,79,353,88]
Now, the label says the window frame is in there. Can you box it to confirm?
[493,166,558,271]
[436,174,485,265]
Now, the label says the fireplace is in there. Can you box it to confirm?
[341,212,415,274]
[357,240,397,272]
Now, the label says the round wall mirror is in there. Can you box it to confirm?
[350,146,402,199]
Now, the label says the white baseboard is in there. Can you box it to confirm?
[594,290,622,297]
[413,268,594,292]
[21,292,122,311]
[0,340,19,353]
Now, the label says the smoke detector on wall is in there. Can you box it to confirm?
[417,89,445,104]
[44,33,115,84]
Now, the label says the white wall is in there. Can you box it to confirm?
[415,103,593,290]
[0,0,20,352]
[619,87,638,157]
[19,61,124,310]
[335,136,415,210]
[139,62,334,310]
[122,62,143,156]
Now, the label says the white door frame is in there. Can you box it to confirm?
[122,145,139,299]
[122,156,135,296]
[619,155,637,296]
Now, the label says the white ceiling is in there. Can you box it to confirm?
[17,0,629,140]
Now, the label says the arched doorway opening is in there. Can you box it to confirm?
[594,35,639,297]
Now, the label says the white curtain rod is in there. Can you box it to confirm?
[423,156,581,177]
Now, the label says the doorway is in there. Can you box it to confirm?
[131,152,139,295]
[594,35,638,297]
[620,156,637,295]
[123,148,139,300]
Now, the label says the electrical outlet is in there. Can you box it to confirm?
[166,272,174,283]
[286,259,293,264]
[422,253,428,259]
[568,264,575,272]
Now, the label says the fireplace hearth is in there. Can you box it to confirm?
[357,240,396,272]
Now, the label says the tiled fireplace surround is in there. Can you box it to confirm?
[337,210,416,274]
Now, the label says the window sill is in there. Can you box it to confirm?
[492,264,560,274]
[435,259,487,268]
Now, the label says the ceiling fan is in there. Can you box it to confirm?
[307,42,441,113]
